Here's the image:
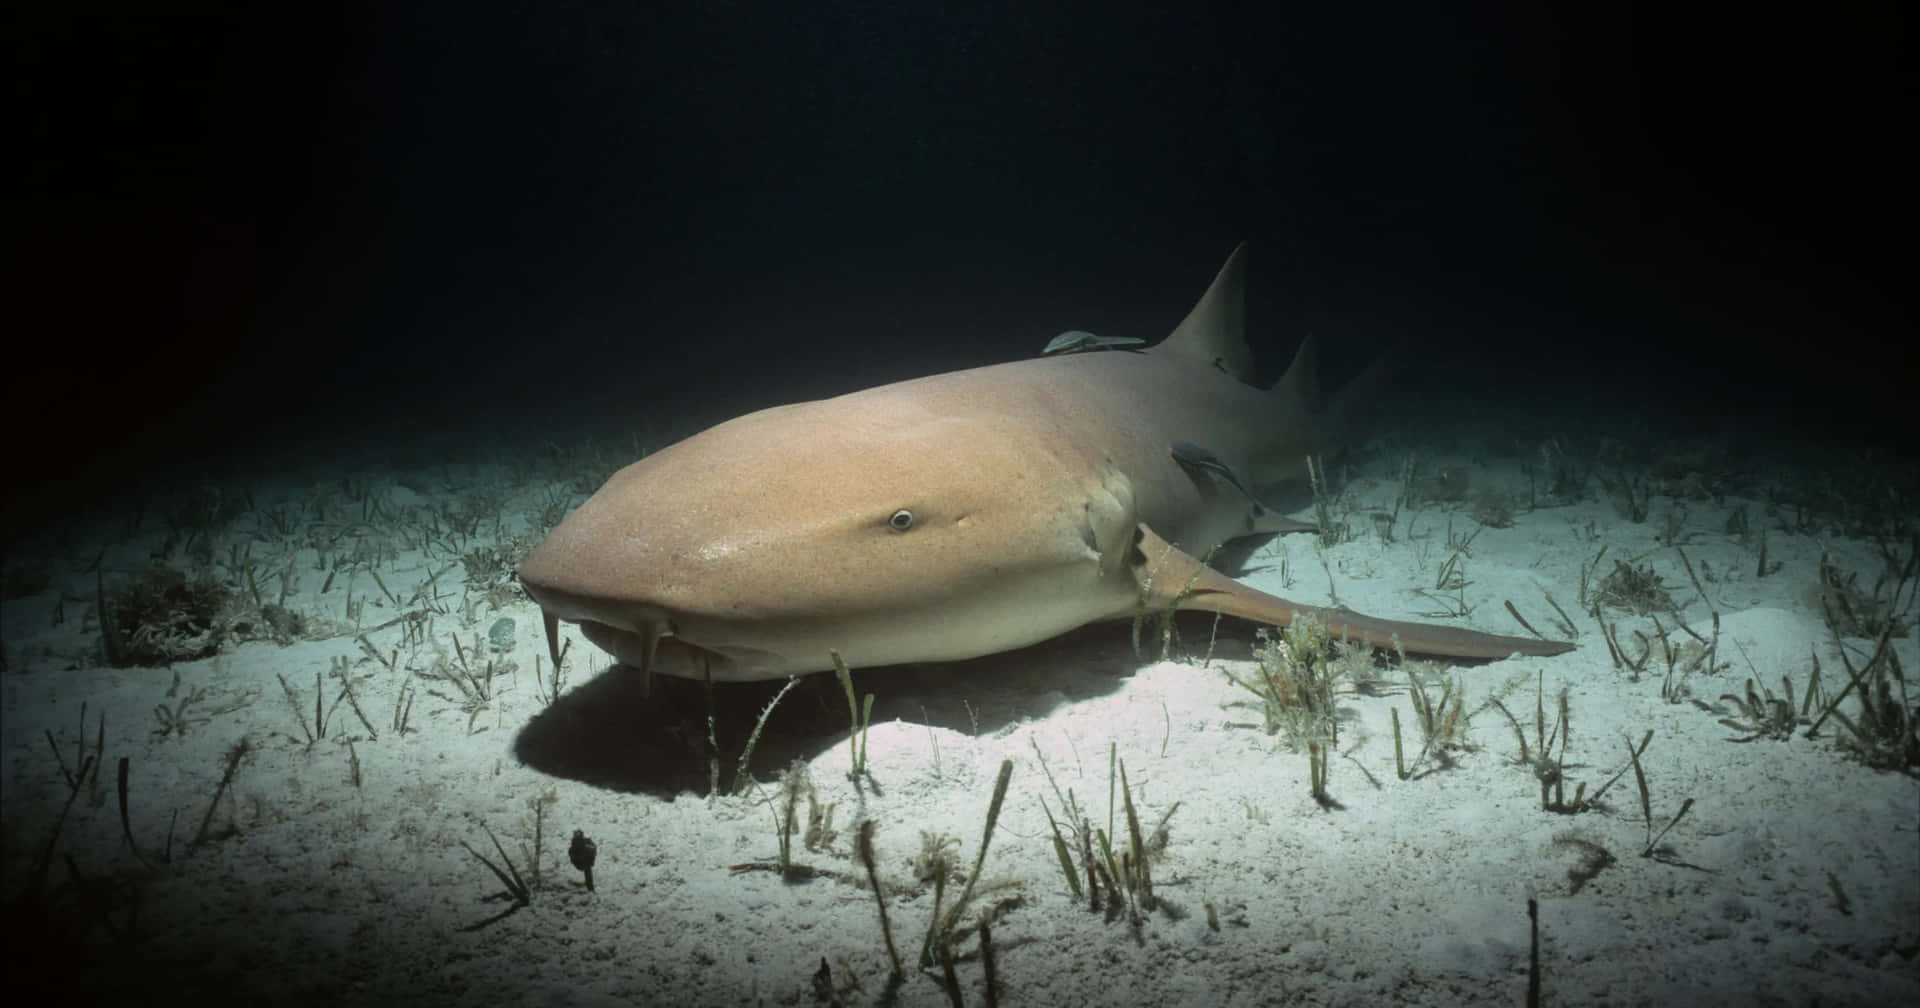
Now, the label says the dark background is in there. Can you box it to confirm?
[12,1,1914,498]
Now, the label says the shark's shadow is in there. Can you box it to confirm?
[512,612,1258,797]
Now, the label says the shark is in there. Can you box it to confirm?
[517,243,1573,685]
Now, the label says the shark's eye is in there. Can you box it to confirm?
[888,509,915,532]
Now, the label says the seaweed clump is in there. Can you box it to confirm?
[1469,489,1516,528]
[1593,561,1676,616]
[99,567,233,666]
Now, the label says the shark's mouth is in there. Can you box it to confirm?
[539,609,772,689]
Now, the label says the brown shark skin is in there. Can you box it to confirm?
[519,244,1574,682]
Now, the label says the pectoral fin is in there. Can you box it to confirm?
[1130,525,1573,660]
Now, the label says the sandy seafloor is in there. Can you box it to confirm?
[4,392,1916,1007]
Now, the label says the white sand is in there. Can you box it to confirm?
[4,416,1916,1006]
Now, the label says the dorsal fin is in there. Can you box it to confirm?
[1271,332,1320,409]
[1160,242,1254,383]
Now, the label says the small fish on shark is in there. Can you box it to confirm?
[518,243,1574,686]
[1040,330,1146,355]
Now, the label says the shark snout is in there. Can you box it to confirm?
[518,562,777,683]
